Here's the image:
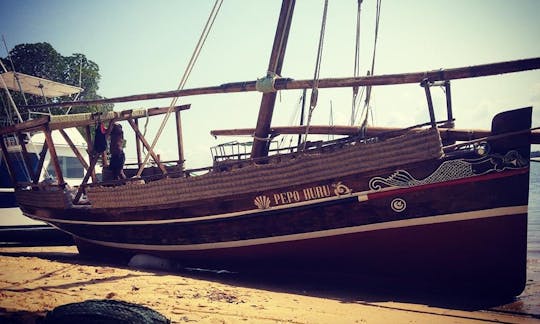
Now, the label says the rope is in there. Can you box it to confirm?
[359,0,382,126]
[2,35,28,106]
[136,0,223,177]
[351,0,363,126]
[302,0,329,148]
[0,59,23,123]
[0,59,34,181]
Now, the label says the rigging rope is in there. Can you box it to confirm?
[358,0,382,128]
[136,0,223,176]
[0,59,38,181]
[0,60,23,123]
[351,0,363,126]
[302,0,329,148]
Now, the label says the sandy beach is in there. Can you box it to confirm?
[1,246,539,323]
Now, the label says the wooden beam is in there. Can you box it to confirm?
[175,109,184,168]
[0,116,49,136]
[33,141,48,184]
[48,105,191,130]
[42,126,65,186]
[21,57,540,110]
[58,129,90,170]
[211,125,540,144]
[126,118,168,175]
[16,132,36,181]
[84,125,97,182]
[73,154,100,204]
[421,80,437,128]
[134,119,142,169]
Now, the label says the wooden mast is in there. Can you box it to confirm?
[251,0,296,158]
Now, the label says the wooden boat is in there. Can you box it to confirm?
[0,72,86,208]
[2,0,540,296]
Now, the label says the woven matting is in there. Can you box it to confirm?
[15,189,69,209]
[87,128,443,208]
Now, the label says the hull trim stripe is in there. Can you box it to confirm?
[25,169,527,226]
[73,205,527,252]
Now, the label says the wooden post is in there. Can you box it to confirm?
[126,118,168,175]
[444,81,454,127]
[175,108,184,169]
[33,141,48,183]
[84,125,97,182]
[421,79,437,129]
[0,136,18,186]
[251,0,296,158]
[43,126,65,185]
[16,132,36,181]
[134,119,142,169]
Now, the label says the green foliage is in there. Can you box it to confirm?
[1,42,113,124]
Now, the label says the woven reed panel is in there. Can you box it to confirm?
[87,128,443,208]
[15,189,69,208]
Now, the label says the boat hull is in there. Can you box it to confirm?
[23,164,529,296]
[15,107,533,296]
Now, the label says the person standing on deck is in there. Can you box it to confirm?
[109,123,126,180]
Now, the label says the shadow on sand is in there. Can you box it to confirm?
[0,247,532,320]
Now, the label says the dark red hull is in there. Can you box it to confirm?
[15,107,533,297]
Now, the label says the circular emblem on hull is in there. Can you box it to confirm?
[391,198,406,212]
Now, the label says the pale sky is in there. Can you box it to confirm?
[1,0,539,168]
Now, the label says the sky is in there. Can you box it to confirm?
[1,0,539,168]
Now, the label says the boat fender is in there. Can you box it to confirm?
[128,254,178,272]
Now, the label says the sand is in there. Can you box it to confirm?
[0,246,539,323]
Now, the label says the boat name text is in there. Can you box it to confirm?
[254,182,352,209]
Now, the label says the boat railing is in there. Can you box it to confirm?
[15,181,65,191]
[211,140,295,163]
[210,133,383,172]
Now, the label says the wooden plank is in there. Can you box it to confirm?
[0,105,191,135]
[20,57,540,110]
[0,116,49,136]
[48,105,191,130]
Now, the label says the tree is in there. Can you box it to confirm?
[0,42,112,123]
